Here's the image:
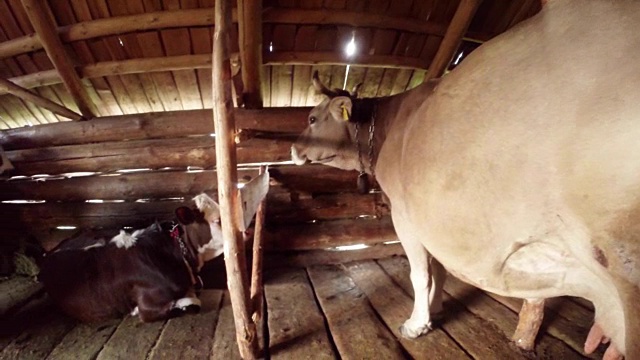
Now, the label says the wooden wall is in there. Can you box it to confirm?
[0,107,400,265]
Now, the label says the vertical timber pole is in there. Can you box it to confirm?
[250,166,267,323]
[212,0,259,358]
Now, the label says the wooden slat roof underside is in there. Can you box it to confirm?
[0,0,541,129]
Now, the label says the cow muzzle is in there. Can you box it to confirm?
[291,145,310,165]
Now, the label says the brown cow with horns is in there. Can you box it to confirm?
[292,1,640,359]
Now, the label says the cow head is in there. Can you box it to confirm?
[175,195,223,271]
[291,71,361,172]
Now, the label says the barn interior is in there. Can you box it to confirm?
[0,0,605,359]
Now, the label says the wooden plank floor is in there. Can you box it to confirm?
[0,256,605,359]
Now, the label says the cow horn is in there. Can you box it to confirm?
[351,82,363,98]
[312,70,338,98]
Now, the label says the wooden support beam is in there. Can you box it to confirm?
[2,54,220,94]
[265,243,405,269]
[0,201,189,230]
[4,137,293,176]
[268,192,388,225]
[0,8,236,60]
[3,50,423,95]
[0,166,359,201]
[0,192,383,235]
[212,0,258,358]
[265,217,397,251]
[424,0,483,82]
[0,78,81,121]
[250,166,267,324]
[0,7,490,61]
[20,0,97,119]
[238,0,263,109]
[265,52,429,70]
[0,108,310,150]
[264,8,445,38]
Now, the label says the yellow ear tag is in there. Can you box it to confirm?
[341,105,349,121]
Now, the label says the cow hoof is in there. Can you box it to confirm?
[399,321,431,339]
[513,337,535,352]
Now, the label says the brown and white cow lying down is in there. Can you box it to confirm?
[38,194,223,323]
[291,1,640,359]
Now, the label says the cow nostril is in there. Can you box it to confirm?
[291,146,309,165]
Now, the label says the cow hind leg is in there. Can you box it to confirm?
[512,298,545,351]
[398,235,445,339]
[501,240,626,357]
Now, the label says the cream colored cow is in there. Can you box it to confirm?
[291,1,640,358]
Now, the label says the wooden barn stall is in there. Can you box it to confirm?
[0,0,605,359]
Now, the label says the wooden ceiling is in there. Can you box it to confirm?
[0,0,541,129]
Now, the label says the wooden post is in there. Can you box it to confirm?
[0,78,82,121]
[212,0,259,359]
[237,0,263,109]
[250,166,267,323]
[424,0,482,82]
[21,0,98,119]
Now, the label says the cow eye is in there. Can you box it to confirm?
[309,116,317,125]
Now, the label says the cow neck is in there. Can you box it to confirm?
[168,223,200,287]
[350,97,377,194]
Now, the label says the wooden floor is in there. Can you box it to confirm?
[0,256,604,360]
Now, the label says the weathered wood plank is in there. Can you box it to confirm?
[148,289,223,359]
[264,267,335,359]
[307,264,406,359]
[265,243,404,269]
[45,319,121,360]
[96,316,165,360]
[211,292,241,360]
[0,310,75,360]
[344,260,468,359]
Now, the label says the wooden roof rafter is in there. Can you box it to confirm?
[238,0,263,109]
[20,0,97,119]
[0,8,236,60]
[0,6,492,62]
[0,51,429,97]
[262,8,491,43]
[0,77,81,120]
[425,0,483,82]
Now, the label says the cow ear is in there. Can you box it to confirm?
[175,206,195,225]
[328,96,353,122]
